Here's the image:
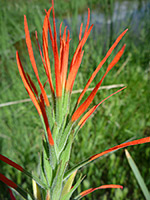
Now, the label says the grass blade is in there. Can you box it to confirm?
[125,149,150,200]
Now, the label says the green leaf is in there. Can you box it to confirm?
[23,169,48,189]
[50,161,64,200]
[43,139,53,187]
[50,161,66,199]
[125,149,150,200]
[61,175,85,200]
[57,122,73,156]
[51,134,73,200]
[40,153,49,187]
[61,170,77,198]
[56,97,63,127]
[64,158,90,181]
[16,186,34,200]
[32,179,42,200]
[40,115,57,169]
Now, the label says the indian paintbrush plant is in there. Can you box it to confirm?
[0,0,150,199]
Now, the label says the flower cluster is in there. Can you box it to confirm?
[0,0,150,199]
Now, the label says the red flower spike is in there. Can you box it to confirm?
[24,15,50,106]
[80,184,123,198]
[72,44,126,121]
[8,188,16,200]
[77,29,128,105]
[16,52,42,115]
[42,8,54,95]
[0,173,17,189]
[78,87,126,128]
[0,154,23,172]
[90,137,150,161]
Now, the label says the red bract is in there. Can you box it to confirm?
[8,188,17,200]
[90,137,150,161]
[79,184,123,198]
[78,86,126,128]
[71,38,127,122]
[0,173,17,189]
[0,154,23,172]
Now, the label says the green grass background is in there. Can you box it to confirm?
[0,0,150,199]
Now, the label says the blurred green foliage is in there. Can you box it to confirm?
[0,0,150,199]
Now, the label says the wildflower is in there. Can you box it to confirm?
[1,0,150,199]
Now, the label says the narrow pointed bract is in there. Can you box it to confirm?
[0,173,17,189]
[90,137,150,161]
[0,154,23,172]
[79,23,83,41]
[52,0,62,97]
[72,44,126,122]
[66,49,84,92]
[42,7,54,95]
[77,184,123,199]
[77,29,128,105]
[60,30,70,87]
[24,15,50,106]
[16,51,42,115]
[78,87,126,128]
[8,188,17,200]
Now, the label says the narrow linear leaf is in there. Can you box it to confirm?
[61,170,77,198]
[125,149,150,200]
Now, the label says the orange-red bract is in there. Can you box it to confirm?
[78,87,126,128]
[24,15,50,106]
[90,137,150,161]
[0,154,23,172]
[77,29,128,105]
[72,44,126,122]
[16,51,42,116]
[8,188,17,200]
[79,184,123,198]
[0,173,17,189]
